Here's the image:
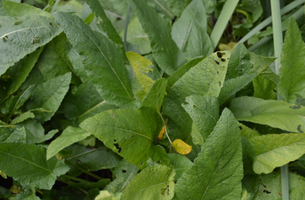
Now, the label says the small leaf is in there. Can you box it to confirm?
[10,112,35,125]
[172,139,192,155]
[158,125,166,142]
[47,126,91,160]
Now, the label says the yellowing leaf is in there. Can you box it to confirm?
[126,52,154,100]
[158,125,166,141]
[172,139,192,155]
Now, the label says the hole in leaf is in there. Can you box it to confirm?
[122,170,126,173]
[50,22,54,27]
[32,37,39,44]
[114,139,117,143]
[216,71,219,74]
[3,35,8,42]
[140,162,143,166]
[132,135,135,138]
[113,143,121,153]
[192,104,198,109]
[263,190,271,194]
[297,125,303,133]
[13,20,23,25]
[219,82,221,86]
[217,52,225,58]
[221,58,226,62]
[239,126,242,130]
[214,60,219,65]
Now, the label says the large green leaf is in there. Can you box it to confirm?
[229,96,305,133]
[141,78,167,112]
[129,0,186,75]
[1,48,43,102]
[54,12,133,106]
[253,75,277,100]
[85,0,122,46]
[80,108,168,169]
[0,143,69,189]
[26,73,71,122]
[120,165,175,200]
[0,6,62,76]
[182,95,219,142]
[175,109,243,200]
[279,18,305,103]
[171,0,212,58]
[167,153,193,181]
[249,133,305,174]
[35,33,80,84]
[63,81,117,123]
[47,126,91,160]
[3,0,51,17]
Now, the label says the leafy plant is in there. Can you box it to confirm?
[1,0,305,199]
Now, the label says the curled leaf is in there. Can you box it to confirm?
[157,125,166,142]
[172,139,192,155]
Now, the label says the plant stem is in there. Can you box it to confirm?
[65,160,103,180]
[271,1,289,199]
[210,0,239,50]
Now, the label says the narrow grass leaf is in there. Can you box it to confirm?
[175,109,243,200]
[54,12,133,106]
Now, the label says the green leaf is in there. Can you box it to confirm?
[279,18,305,103]
[0,14,61,76]
[26,73,71,122]
[129,0,186,75]
[15,119,44,143]
[182,95,219,141]
[85,0,122,46]
[239,123,260,139]
[230,96,305,133]
[0,143,69,189]
[171,0,213,58]
[10,112,35,125]
[175,109,243,200]
[3,0,52,17]
[253,75,277,100]
[47,126,91,160]
[54,12,133,106]
[249,133,305,174]
[105,160,138,194]
[66,144,121,172]
[63,81,118,123]
[80,108,168,168]
[167,56,203,88]
[2,127,26,143]
[126,52,154,96]
[141,78,167,112]
[35,33,80,84]
[2,47,43,101]
[167,153,193,182]
[121,165,175,200]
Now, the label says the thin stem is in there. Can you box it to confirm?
[65,160,103,180]
[61,174,89,183]
[271,1,289,200]
[124,5,132,51]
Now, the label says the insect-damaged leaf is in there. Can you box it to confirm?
[175,109,243,200]
[0,143,69,190]
[80,108,169,169]
[230,96,305,133]
[54,12,133,106]
[121,165,175,200]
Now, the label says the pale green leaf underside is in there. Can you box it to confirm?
[0,143,69,189]
[54,12,133,106]
[0,15,62,76]
[250,133,305,174]
[230,96,305,133]
[175,109,243,200]
[47,126,91,160]
[80,108,167,169]
[121,165,175,200]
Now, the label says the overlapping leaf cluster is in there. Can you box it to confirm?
[1,0,305,199]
